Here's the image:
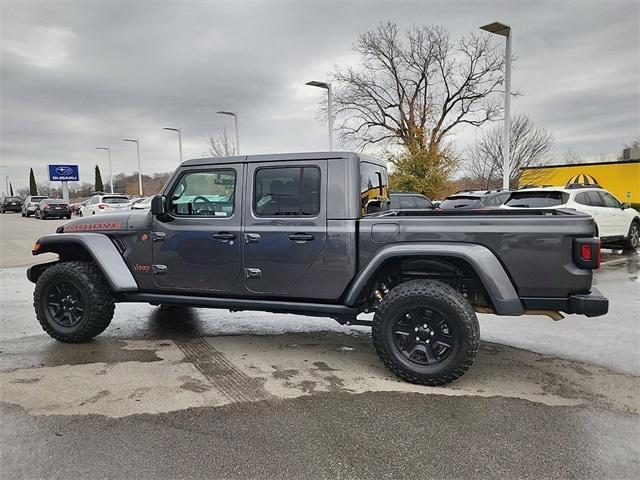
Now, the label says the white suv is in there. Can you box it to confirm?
[502,186,639,250]
[79,194,131,216]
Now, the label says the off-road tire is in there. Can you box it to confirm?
[623,220,639,251]
[34,261,115,342]
[372,279,480,386]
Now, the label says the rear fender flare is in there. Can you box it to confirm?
[344,243,524,315]
[31,233,138,292]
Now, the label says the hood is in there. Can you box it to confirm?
[57,211,150,233]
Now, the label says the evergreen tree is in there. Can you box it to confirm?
[29,169,38,195]
[9,182,14,196]
[95,165,104,192]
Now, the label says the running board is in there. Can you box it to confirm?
[119,293,358,318]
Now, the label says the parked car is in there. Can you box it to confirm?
[439,190,511,210]
[69,199,89,215]
[29,151,607,387]
[390,192,434,210]
[35,199,71,219]
[79,194,131,216]
[502,185,639,250]
[130,196,152,210]
[21,195,48,217]
[0,196,23,213]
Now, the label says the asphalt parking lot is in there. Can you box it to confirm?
[1,212,639,479]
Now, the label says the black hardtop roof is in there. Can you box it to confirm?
[181,151,386,168]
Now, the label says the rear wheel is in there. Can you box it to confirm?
[372,279,480,386]
[34,261,115,342]
[624,220,639,251]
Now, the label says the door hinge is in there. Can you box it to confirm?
[152,232,166,242]
[153,264,168,275]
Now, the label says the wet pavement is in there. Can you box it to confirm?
[1,213,639,479]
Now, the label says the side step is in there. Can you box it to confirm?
[119,292,358,318]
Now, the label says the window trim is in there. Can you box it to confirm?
[167,167,238,219]
[252,165,321,218]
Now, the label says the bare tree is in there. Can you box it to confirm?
[563,148,583,165]
[464,115,554,189]
[207,127,236,157]
[330,22,505,156]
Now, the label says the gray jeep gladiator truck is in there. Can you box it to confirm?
[28,152,608,385]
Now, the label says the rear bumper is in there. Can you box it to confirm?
[2,205,21,211]
[521,288,609,317]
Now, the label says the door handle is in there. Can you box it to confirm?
[212,232,236,241]
[245,268,262,279]
[288,233,314,242]
[245,233,261,243]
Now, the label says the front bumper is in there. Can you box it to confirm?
[521,288,609,317]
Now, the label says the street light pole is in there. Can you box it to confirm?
[163,127,183,163]
[217,111,240,154]
[480,21,512,190]
[0,165,8,195]
[95,147,113,193]
[123,139,143,195]
[305,80,334,151]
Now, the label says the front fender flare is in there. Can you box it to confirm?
[31,233,138,292]
[344,243,524,315]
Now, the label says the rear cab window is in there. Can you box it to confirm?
[504,191,569,208]
[360,162,389,215]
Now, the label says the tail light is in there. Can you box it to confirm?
[573,237,601,269]
[98,204,107,209]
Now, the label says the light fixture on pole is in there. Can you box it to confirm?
[123,139,143,195]
[95,147,113,193]
[480,21,511,190]
[216,111,240,154]
[163,127,183,163]
[305,80,334,151]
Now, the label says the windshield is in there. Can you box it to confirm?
[4,197,21,202]
[439,196,482,209]
[504,191,569,208]
[45,199,66,204]
[30,197,47,202]
[102,196,130,204]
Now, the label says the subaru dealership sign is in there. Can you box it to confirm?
[48,164,79,182]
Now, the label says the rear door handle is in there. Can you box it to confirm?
[212,232,236,241]
[245,233,261,243]
[288,233,314,242]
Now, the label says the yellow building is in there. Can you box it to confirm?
[520,160,640,206]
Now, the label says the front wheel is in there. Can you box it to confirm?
[34,261,115,342]
[623,221,639,251]
[372,280,480,386]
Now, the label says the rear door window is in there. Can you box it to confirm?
[254,166,320,217]
[503,191,569,208]
[585,191,604,207]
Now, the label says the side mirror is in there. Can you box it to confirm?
[622,203,630,210]
[150,195,166,215]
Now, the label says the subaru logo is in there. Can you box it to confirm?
[55,166,73,176]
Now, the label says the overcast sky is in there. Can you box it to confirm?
[1,0,638,190]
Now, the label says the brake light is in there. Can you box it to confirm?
[573,238,601,270]
[98,204,107,209]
